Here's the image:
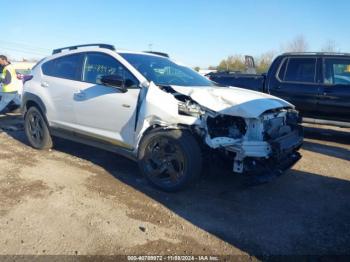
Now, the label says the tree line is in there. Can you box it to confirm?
[198,35,340,74]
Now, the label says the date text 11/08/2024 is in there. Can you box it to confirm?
[127,255,219,261]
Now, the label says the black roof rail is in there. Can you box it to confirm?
[281,52,350,56]
[52,44,116,55]
[144,51,169,58]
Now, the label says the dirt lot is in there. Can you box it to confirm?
[0,113,349,257]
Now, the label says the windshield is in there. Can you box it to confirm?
[120,53,215,87]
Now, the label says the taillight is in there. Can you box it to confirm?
[23,75,33,85]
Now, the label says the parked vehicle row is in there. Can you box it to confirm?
[21,44,303,191]
[208,53,350,127]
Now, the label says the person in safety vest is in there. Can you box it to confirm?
[0,64,3,90]
[0,55,22,113]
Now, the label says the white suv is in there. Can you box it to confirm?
[22,44,303,191]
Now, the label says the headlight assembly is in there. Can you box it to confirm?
[178,101,205,117]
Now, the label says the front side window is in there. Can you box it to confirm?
[120,53,215,87]
[324,58,350,85]
[82,53,139,88]
[42,54,82,81]
[284,58,316,83]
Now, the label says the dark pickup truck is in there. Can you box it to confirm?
[208,53,350,127]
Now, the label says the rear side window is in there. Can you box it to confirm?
[42,54,82,81]
[284,58,316,83]
[324,58,350,85]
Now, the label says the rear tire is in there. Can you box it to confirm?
[138,129,202,192]
[24,106,53,150]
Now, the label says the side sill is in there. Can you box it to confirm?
[50,127,137,161]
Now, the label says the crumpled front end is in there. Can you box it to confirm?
[136,83,303,177]
[204,109,303,175]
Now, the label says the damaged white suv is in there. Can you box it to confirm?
[22,44,303,191]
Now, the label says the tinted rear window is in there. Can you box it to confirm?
[284,58,316,83]
[42,54,82,80]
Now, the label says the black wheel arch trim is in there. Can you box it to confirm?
[21,92,47,116]
[136,124,198,159]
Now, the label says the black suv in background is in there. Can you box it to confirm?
[208,53,350,127]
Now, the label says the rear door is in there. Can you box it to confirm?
[41,53,83,128]
[318,57,350,122]
[269,57,320,117]
[73,52,141,149]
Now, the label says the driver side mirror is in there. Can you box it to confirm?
[100,75,127,93]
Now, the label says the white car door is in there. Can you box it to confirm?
[73,52,141,149]
[41,53,83,128]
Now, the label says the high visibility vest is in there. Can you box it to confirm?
[1,64,22,93]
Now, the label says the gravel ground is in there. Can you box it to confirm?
[0,113,349,258]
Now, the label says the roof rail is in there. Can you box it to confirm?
[281,52,350,56]
[144,51,169,58]
[52,44,116,55]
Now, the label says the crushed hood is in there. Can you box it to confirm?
[171,85,294,118]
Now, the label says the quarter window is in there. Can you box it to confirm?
[324,58,350,85]
[42,54,82,81]
[284,58,316,83]
[82,53,139,88]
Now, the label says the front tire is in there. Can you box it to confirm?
[138,129,202,192]
[24,106,53,150]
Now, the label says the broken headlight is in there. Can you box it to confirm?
[178,101,205,117]
[207,115,247,139]
[286,110,301,126]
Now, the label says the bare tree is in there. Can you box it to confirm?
[321,40,339,52]
[284,35,309,52]
[256,51,276,73]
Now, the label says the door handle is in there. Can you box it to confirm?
[41,82,49,88]
[122,104,131,108]
[74,90,86,99]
